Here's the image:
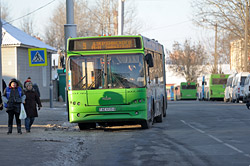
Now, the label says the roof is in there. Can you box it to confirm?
[1,20,57,53]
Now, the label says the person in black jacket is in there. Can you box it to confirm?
[2,79,26,134]
[23,82,42,133]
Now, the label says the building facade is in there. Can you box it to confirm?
[230,39,250,72]
[1,20,57,100]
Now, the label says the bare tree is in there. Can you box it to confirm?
[44,2,66,50]
[167,40,208,82]
[43,0,140,49]
[191,0,246,39]
[191,0,245,66]
[0,1,11,21]
[19,15,34,36]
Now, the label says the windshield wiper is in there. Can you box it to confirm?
[87,72,103,89]
[76,76,86,88]
[112,73,126,88]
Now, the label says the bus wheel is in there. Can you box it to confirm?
[141,108,154,129]
[163,99,167,117]
[78,123,96,130]
[141,119,153,129]
[155,102,164,123]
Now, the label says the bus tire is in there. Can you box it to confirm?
[141,106,154,129]
[78,123,96,130]
[163,98,167,117]
[155,100,164,123]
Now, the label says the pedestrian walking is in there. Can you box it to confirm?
[2,79,26,134]
[23,81,42,133]
[24,77,40,97]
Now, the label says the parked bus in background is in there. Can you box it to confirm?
[232,72,249,103]
[180,82,197,100]
[204,74,229,100]
[66,35,167,129]
[197,76,205,100]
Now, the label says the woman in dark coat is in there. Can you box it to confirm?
[23,82,42,133]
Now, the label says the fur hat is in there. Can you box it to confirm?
[8,78,19,87]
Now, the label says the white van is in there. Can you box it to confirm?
[232,72,249,103]
[243,74,250,102]
[224,73,236,102]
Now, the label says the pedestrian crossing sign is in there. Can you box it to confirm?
[28,48,47,66]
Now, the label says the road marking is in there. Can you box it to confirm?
[180,120,205,133]
[207,134,223,143]
[181,120,250,158]
[224,143,243,153]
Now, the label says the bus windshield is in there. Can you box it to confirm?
[181,85,196,89]
[69,54,145,90]
[212,78,227,85]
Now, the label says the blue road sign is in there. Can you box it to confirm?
[28,48,47,66]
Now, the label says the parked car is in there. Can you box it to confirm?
[232,72,249,103]
[224,73,236,102]
[243,74,250,103]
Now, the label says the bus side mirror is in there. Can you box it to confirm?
[145,53,154,67]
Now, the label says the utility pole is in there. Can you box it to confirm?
[244,3,249,72]
[62,0,77,108]
[214,23,218,74]
[64,0,77,51]
[118,0,125,35]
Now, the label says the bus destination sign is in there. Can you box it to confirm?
[69,38,141,51]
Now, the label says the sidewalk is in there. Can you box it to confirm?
[41,101,67,108]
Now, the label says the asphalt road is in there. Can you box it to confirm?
[0,100,250,166]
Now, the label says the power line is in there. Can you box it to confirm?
[3,0,56,25]
[142,20,192,32]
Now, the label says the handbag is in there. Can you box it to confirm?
[19,104,27,120]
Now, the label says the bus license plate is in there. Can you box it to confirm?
[99,107,116,112]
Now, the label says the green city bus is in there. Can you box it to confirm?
[66,35,167,129]
[180,82,197,100]
[204,74,229,100]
